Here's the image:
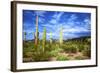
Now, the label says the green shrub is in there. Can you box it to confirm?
[78,45,85,52]
[82,48,91,58]
[49,44,63,57]
[56,55,69,61]
[49,48,62,57]
[81,44,91,58]
[31,44,51,61]
[32,50,50,61]
[63,45,78,53]
[24,52,33,58]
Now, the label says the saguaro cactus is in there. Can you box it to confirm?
[59,26,63,46]
[50,32,52,44]
[42,27,46,52]
[34,15,39,47]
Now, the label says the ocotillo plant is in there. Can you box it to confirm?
[59,26,63,46]
[50,32,52,44]
[34,15,39,47]
[42,27,46,52]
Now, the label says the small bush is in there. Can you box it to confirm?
[78,45,85,52]
[32,45,51,61]
[49,48,63,57]
[56,55,69,61]
[82,45,91,58]
[63,45,78,53]
[82,48,91,58]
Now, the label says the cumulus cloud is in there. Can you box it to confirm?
[50,12,64,24]
[23,10,91,40]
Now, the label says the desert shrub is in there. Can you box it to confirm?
[69,48,77,53]
[82,48,91,58]
[31,44,51,61]
[49,47,63,57]
[23,52,33,58]
[23,46,34,58]
[31,42,61,61]
[63,44,78,53]
[49,49,59,57]
[82,45,91,58]
[78,44,85,52]
[45,44,53,51]
[23,51,28,58]
[49,43,63,57]
[56,55,70,61]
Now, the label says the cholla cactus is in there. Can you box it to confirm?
[50,32,52,44]
[59,26,63,46]
[42,27,46,52]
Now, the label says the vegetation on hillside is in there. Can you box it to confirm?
[23,36,91,62]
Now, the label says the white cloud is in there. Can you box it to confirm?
[63,26,90,33]
[46,32,55,36]
[50,19,57,24]
[66,14,78,26]
[84,18,90,23]
[53,12,64,19]
[34,11,46,17]
[69,14,78,21]
[83,18,91,30]
[50,12,64,24]
[56,12,64,21]
[38,17,45,23]
[63,33,79,39]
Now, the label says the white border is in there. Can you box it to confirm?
[17,3,96,69]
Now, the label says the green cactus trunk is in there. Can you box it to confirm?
[50,32,52,44]
[42,27,46,52]
[35,15,39,48]
[59,26,63,46]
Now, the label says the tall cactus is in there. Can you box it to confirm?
[34,15,39,47]
[50,32,52,44]
[42,27,46,52]
[59,26,63,46]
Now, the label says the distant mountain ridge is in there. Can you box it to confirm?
[24,36,90,42]
[65,36,91,42]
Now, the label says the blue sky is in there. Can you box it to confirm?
[23,10,91,40]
